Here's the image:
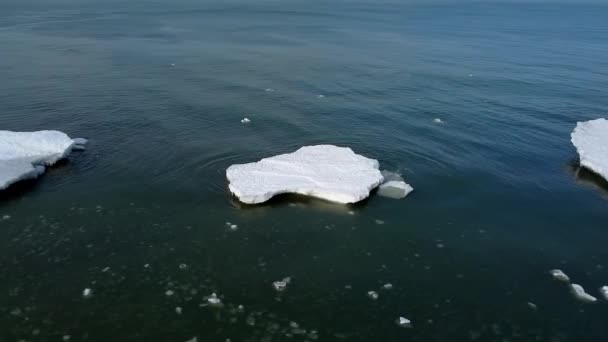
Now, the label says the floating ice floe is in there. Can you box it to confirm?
[273,277,291,292]
[382,283,393,290]
[227,145,384,204]
[570,284,597,303]
[396,317,412,328]
[0,130,83,190]
[600,286,608,300]
[571,118,608,181]
[433,118,444,124]
[207,293,223,307]
[550,269,570,282]
[82,288,92,298]
[367,291,379,300]
[241,118,251,124]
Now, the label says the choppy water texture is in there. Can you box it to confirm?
[1,0,608,341]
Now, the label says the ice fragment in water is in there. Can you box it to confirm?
[550,269,570,282]
[241,118,251,124]
[382,283,393,290]
[377,181,413,199]
[185,338,197,342]
[570,284,597,303]
[82,288,92,298]
[367,291,379,300]
[62,335,71,341]
[175,307,182,315]
[165,290,174,296]
[207,293,223,307]
[433,118,444,124]
[273,277,291,292]
[227,145,383,204]
[600,286,608,300]
[396,317,412,328]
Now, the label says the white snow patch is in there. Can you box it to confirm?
[0,130,77,190]
[227,145,383,204]
[570,284,597,303]
[571,118,608,181]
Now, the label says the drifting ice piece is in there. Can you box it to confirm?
[227,145,383,204]
[0,130,77,190]
[571,118,608,181]
[550,269,570,282]
[570,284,597,303]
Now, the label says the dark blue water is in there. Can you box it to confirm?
[1,1,608,341]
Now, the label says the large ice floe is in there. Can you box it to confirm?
[571,118,608,181]
[0,130,83,190]
[226,145,386,204]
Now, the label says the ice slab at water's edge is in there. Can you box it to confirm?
[226,145,384,204]
[0,130,78,190]
[571,118,608,181]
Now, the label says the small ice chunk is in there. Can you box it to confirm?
[186,338,197,342]
[375,219,385,225]
[72,138,88,145]
[72,145,86,151]
[2,215,10,220]
[377,181,414,199]
[382,283,393,290]
[527,302,537,310]
[367,291,379,300]
[227,145,383,204]
[571,118,608,181]
[273,277,291,292]
[229,224,238,230]
[165,290,175,296]
[433,118,444,124]
[265,88,274,92]
[241,118,251,124]
[179,263,188,269]
[62,335,71,341]
[101,267,110,273]
[570,284,597,303]
[82,288,92,298]
[550,269,570,282]
[175,307,182,315]
[396,317,412,328]
[207,293,223,307]
[317,94,325,98]
[599,286,608,300]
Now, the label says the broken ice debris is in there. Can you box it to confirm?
[175,307,182,315]
[433,118,444,124]
[382,283,393,290]
[273,277,291,292]
[165,290,175,296]
[82,288,92,298]
[241,118,251,124]
[570,284,597,303]
[367,291,379,300]
[377,181,414,199]
[227,145,383,204]
[207,293,223,307]
[550,269,570,282]
[396,317,412,328]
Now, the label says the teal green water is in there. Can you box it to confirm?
[1,1,608,341]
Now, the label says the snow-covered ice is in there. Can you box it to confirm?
[0,130,79,190]
[227,145,384,204]
[571,118,608,181]
[550,269,570,282]
[570,284,597,303]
